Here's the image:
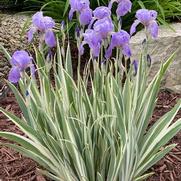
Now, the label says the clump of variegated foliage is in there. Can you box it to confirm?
[0,1,181,181]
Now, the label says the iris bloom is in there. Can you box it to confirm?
[8,51,35,83]
[69,0,92,25]
[80,29,102,57]
[109,0,132,17]
[27,12,56,48]
[93,6,111,19]
[93,17,114,39]
[88,6,111,28]
[130,9,159,39]
[105,30,131,59]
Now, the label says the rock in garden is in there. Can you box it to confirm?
[131,23,181,93]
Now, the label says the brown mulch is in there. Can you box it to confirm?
[0,89,181,181]
[0,92,46,181]
[147,90,181,181]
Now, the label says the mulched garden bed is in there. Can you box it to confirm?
[0,89,180,181]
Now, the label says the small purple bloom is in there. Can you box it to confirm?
[130,9,159,39]
[132,60,138,76]
[105,30,131,59]
[81,29,102,57]
[69,0,90,15]
[93,6,111,19]
[27,11,56,47]
[88,6,111,29]
[8,50,35,83]
[69,0,92,25]
[93,17,114,39]
[32,12,55,31]
[109,0,132,17]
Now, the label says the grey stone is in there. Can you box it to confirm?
[130,23,181,93]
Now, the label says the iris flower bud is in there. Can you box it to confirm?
[75,25,81,38]
[132,60,138,76]
[147,54,152,67]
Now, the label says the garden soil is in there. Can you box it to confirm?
[0,89,180,181]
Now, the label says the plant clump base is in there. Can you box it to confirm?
[0,89,180,181]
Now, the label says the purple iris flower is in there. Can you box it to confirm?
[130,9,159,39]
[8,50,34,83]
[93,17,114,39]
[88,6,111,29]
[80,29,102,57]
[93,6,111,19]
[105,30,131,59]
[27,11,56,48]
[109,0,132,17]
[69,0,92,25]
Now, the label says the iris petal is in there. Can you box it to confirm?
[45,30,56,48]
[148,20,158,39]
[116,0,132,17]
[130,20,140,36]
[8,67,21,83]
[82,29,102,57]
[27,27,36,42]
[93,6,111,19]
[106,30,131,58]
[30,64,36,78]
[105,45,113,59]
[93,17,114,39]
[11,50,31,70]
[32,11,45,30]
[92,43,101,57]
[122,44,131,57]
[79,8,92,25]
[79,43,85,55]
[69,8,75,21]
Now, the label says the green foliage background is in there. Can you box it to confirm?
[25,0,181,23]
[1,0,181,28]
